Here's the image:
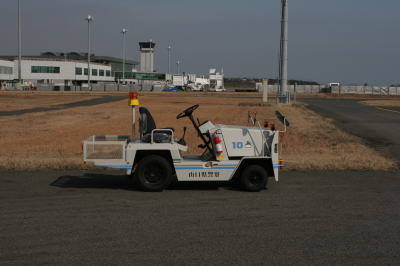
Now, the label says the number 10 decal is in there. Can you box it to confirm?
[232,142,244,149]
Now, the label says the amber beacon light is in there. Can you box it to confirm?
[129,92,140,106]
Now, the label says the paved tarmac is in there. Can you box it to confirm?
[301,98,400,162]
[1,97,399,265]
[0,96,125,117]
[0,170,399,265]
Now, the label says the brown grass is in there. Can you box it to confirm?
[0,92,396,170]
[361,99,400,107]
[295,93,400,99]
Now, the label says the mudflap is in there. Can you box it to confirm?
[271,133,279,181]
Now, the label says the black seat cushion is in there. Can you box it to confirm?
[142,133,172,143]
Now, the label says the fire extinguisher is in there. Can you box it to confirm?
[214,135,224,155]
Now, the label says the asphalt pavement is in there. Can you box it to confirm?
[0,95,125,117]
[0,170,399,265]
[301,98,400,162]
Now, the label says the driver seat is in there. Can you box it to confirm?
[139,107,175,143]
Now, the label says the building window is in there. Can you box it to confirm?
[92,69,98,76]
[84,68,88,75]
[75,67,82,75]
[99,70,104,76]
[114,72,165,80]
[0,66,13,74]
[31,66,60,74]
[106,70,111,77]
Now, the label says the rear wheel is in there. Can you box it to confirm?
[240,165,268,192]
[135,155,173,192]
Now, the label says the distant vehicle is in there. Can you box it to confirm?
[163,87,184,92]
[324,82,341,93]
[328,82,341,87]
[208,87,226,92]
[256,82,263,92]
[172,75,188,87]
[209,68,225,92]
[188,77,210,91]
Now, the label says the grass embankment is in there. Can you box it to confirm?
[0,92,395,170]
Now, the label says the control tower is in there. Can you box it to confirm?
[139,40,155,72]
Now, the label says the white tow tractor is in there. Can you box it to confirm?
[83,94,289,192]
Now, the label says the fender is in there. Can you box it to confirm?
[231,156,277,182]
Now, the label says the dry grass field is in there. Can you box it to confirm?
[296,93,400,99]
[361,99,400,107]
[0,92,395,170]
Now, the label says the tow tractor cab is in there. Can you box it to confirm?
[83,96,290,192]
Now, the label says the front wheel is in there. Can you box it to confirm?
[240,165,268,192]
[135,155,173,192]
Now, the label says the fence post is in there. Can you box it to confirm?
[262,79,268,103]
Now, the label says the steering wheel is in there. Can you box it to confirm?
[176,104,199,119]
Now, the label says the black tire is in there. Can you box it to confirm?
[135,155,173,192]
[240,164,268,192]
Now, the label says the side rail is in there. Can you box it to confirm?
[83,135,129,162]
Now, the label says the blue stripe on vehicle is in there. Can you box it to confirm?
[174,164,237,166]
[174,166,236,168]
[174,167,236,170]
[98,165,238,170]
[175,164,237,167]
[175,167,236,169]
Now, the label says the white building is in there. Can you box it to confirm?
[209,68,225,91]
[12,58,113,86]
[0,53,140,90]
[0,59,14,89]
[0,59,13,80]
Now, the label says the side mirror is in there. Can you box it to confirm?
[275,111,290,127]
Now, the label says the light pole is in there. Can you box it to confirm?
[85,15,93,90]
[121,28,128,84]
[176,60,180,74]
[278,0,289,104]
[167,45,172,74]
[17,0,22,86]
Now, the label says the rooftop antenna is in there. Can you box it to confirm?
[278,0,289,104]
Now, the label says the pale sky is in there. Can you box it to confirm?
[0,0,399,85]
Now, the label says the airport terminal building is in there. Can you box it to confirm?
[0,41,224,92]
[0,52,139,89]
[0,59,14,89]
